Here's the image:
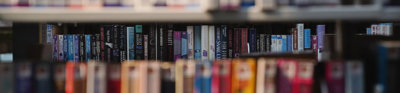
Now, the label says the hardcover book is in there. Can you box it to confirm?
[249,28,257,53]
[176,60,195,93]
[201,25,209,60]
[292,60,315,93]
[232,58,256,93]
[304,29,311,49]
[216,27,222,59]
[209,25,215,60]
[87,62,106,93]
[241,28,248,54]
[161,62,176,93]
[135,25,144,60]
[194,26,202,59]
[35,63,52,93]
[106,63,121,93]
[277,59,297,93]
[194,60,212,93]
[127,26,135,60]
[345,61,364,93]
[325,61,344,93]
[0,63,14,93]
[218,60,232,93]
[187,26,195,59]
[297,24,304,51]
[228,28,233,58]
[85,35,91,61]
[121,61,143,93]
[53,63,66,93]
[147,61,161,93]
[256,58,276,93]
[182,32,188,59]
[58,35,64,61]
[15,63,33,93]
[221,25,228,58]
[174,31,182,61]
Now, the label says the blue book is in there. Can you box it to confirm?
[215,27,222,59]
[15,63,33,93]
[282,35,287,52]
[35,64,52,93]
[74,35,80,62]
[241,0,255,8]
[63,35,68,61]
[85,35,91,61]
[53,35,58,61]
[317,25,325,50]
[271,35,277,52]
[68,35,74,61]
[181,32,188,58]
[287,35,292,52]
[366,28,371,35]
[304,29,311,49]
[194,26,202,59]
[249,28,257,53]
[127,26,135,60]
[194,61,212,93]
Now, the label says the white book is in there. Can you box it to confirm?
[256,58,276,93]
[378,24,384,35]
[386,23,393,36]
[208,25,215,60]
[255,0,276,10]
[87,62,107,93]
[187,26,194,59]
[297,24,304,51]
[277,35,282,52]
[371,24,378,35]
[85,0,102,9]
[270,35,276,52]
[134,0,154,11]
[201,25,209,60]
[58,35,63,61]
[345,61,364,93]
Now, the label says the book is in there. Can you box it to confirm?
[232,58,256,93]
[216,26,222,59]
[292,60,315,93]
[293,28,298,52]
[212,60,220,93]
[120,25,128,62]
[287,35,292,52]
[87,62,106,93]
[209,25,215,60]
[104,0,120,6]
[221,25,228,58]
[174,31,181,61]
[270,35,276,52]
[154,0,167,6]
[187,26,194,59]
[100,27,105,61]
[325,61,345,93]
[79,35,85,61]
[53,63,66,93]
[34,63,52,93]
[249,28,257,53]
[161,62,176,93]
[106,63,121,93]
[312,35,317,51]
[144,35,149,60]
[53,35,58,61]
[276,35,282,52]
[68,62,87,93]
[233,28,241,57]
[218,60,232,93]
[182,32,188,59]
[259,34,266,52]
[256,58,276,93]
[194,60,212,93]
[304,29,311,49]
[194,26,202,59]
[317,25,325,61]
[67,35,74,61]
[58,35,64,61]
[135,25,144,60]
[277,59,297,93]
[112,25,120,62]
[91,34,97,60]
[15,63,33,93]
[345,61,364,93]
[266,34,270,52]
[0,63,14,93]
[176,60,195,93]
[241,28,248,54]
[85,35,91,61]
[147,61,161,93]
[201,25,209,60]
[148,25,156,60]
[282,35,287,52]
[157,25,164,60]
[74,35,80,62]
[241,0,255,8]
[297,24,304,51]
[121,61,146,93]
[104,26,113,62]
[166,25,174,61]
[127,26,135,60]
[228,28,234,58]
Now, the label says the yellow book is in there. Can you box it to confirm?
[232,58,256,93]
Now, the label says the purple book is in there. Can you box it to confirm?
[173,32,181,61]
[53,35,58,62]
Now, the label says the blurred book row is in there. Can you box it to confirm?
[0,0,398,11]
[0,57,367,93]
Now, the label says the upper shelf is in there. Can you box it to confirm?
[0,6,399,22]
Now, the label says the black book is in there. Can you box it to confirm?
[112,25,120,62]
[79,34,85,61]
[221,25,228,58]
[135,25,144,60]
[119,25,127,62]
[91,34,97,60]
[104,25,113,62]
[227,28,233,58]
[157,25,164,60]
[149,25,157,60]
[95,34,101,61]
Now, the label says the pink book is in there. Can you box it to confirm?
[292,60,315,93]
[325,61,345,93]
[211,60,220,93]
[277,59,297,93]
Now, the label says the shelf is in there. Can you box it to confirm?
[0,6,398,22]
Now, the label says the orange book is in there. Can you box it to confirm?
[121,61,147,93]
[232,58,256,93]
[176,59,195,93]
[66,62,87,93]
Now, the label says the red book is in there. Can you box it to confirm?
[277,59,297,93]
[292,60,315,93]
[292,28,298,52]
[312,35,318,52]
[233,28,241,57]
[65,62,74,93]
[107,63,121,93]
[219,60,232,93]
[65,62,87,93]
[241,28,248,54]
[211,60,220,93]
[325,61,345,93]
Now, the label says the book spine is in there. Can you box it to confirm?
[211,61,220,93]
[215,27,222,59]
[277,59,297,93]
[91,34,97,60]
[34,64,51,93]
[147,62,161,93]
[161,63,175,93]
[148,26,156,60]
[366,28,371,35]
[85,35,91,61]
[63,35,68,61]
[201,25,209,60]
[173,32,181,61]
[232,59,256,93]
[157,25,163,60]
[167,25,174,61]
[282,35,287,52]
[297,24,304,51]
[227,28,233,58]
[65,62,74,93]
[304,29,311,49]
[187,26,194,59]
[16,63,33,93]
[317,25,325,61]
[292,61,314,93]
[127,26,135,60]
[100,27,105,61]
[53,64,66,93]
[107,63,121,93]
[58,35,64,61]
[96,34,101,61]
[312,35,317,52]
[144,35,149,60]
[194,26,202,59]
[181,32,188,59]
[119,25,127,62]
[270,35,276,52]
[233,28,241,57]
[220,61,232,93]
[277,35,282,52]
[53,35,58,61]
[46,24,53,44]
[293,28,298,52]
[175,60,184,93]
[112,25,120,62]
[249,28,257,53]
[68,35,74,61]
[135,25,144,60]
[287,35,292,52]
[259,34,265,52]
[79,35,85,61]
[257,33,260,52]
[105,26,113,62]
[345,62,364,93]
[265,34,270,52]
[209,26,215,60]
[241,28,248,54]
[371,24,377,35]
[325,62,345,93]
[221,25,228,58]
[195,62,212,93]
